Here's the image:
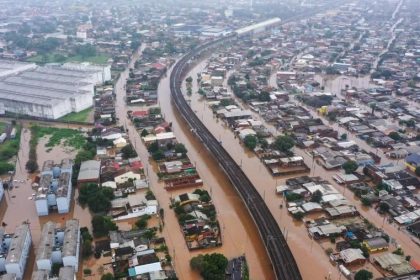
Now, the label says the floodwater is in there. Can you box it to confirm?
[1,127,92,280]
[113,47,273,279]
[182,61,420,278]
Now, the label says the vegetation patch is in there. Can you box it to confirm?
[33,126,86,149]
[79,183,114,213]
[58,108,92,123]
[0,124,21,175]
[190,253,228,280]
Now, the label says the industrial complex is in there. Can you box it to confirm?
[0,60,111,119]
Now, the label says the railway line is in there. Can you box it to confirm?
[169,35,302,280]
[168,3,347,277]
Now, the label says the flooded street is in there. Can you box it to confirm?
[182,60,420,278]
[1,126,92,280]
[113,48,273,279]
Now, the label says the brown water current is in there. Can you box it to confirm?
[113,48,273,280]
[181,61,420,279]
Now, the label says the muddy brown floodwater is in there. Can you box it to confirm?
[183,60,420,279]
[1,127,92,280]
[113,48,273,279]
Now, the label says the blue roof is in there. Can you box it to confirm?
[128,268,136,277]
[406,153,420,165]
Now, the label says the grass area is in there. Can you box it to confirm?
[33,126,86,150]
[0,125,21,175]
[66,54,109,64]
[0,122,6,134]
[59,108,92,123]
[26,53,109,65]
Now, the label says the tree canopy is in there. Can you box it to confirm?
[78,184,114,213]
[243,134,258,150]
[190,253,228,280]
[342,160,358,174]
[354,269,373,280]
[74,44,97,58]
[92,215,118,238]
[273,135,295,154]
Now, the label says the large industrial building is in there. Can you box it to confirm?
[0,224,32,280]
[35,159,73,216]
[35,220,80,273]
[0,60,111,119]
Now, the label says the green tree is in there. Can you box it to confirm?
[0,162,14,175]
[51,263,63,276]
[147,141,159,153]
[354,269,373,280]
[152,150,165,161]
[186,76,193,83]
[25,160,38,173]
[78,184,114,213]
[273,135,295,154]
[135,216,149,229]
[310,190,323,203]
[258,91,271,102]
[92,215,118,238]
[388,131,401,141]
[141,129,149,137]
[75,44,96,58]
[243,134,258,150]
[101,273,115,280]
[292,211,305,220]
[190,253,228,280]
[415,166,420,177]
[121,144,137,159]
[174,143,188,155]
[342,160,358,174]
[82,240,93,258]
[361,197,372,206]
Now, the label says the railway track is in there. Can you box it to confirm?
[169,35,302,280]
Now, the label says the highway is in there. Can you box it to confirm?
[169,35,302,280]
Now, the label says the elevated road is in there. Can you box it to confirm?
[169,36,302,280]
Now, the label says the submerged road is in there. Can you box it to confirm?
[170,37,302,280]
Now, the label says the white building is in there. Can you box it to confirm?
[35,222,57,271]
[35,159,73,216]
[35,220,80,272]
[3,224,32,280]
[62,220,80,271]
[0,61,111,119]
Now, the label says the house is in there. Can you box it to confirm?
[405,153,420,172]
[128,262,163,278]
[406,221,420,237]
[374,253,416,275]
[363,237,389,253]
[339,248,366,266]
[77,160,101,184]
[142,132,176,148]
[308,223,346,239]
[1,224,32,280]
[114,171,141,185]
